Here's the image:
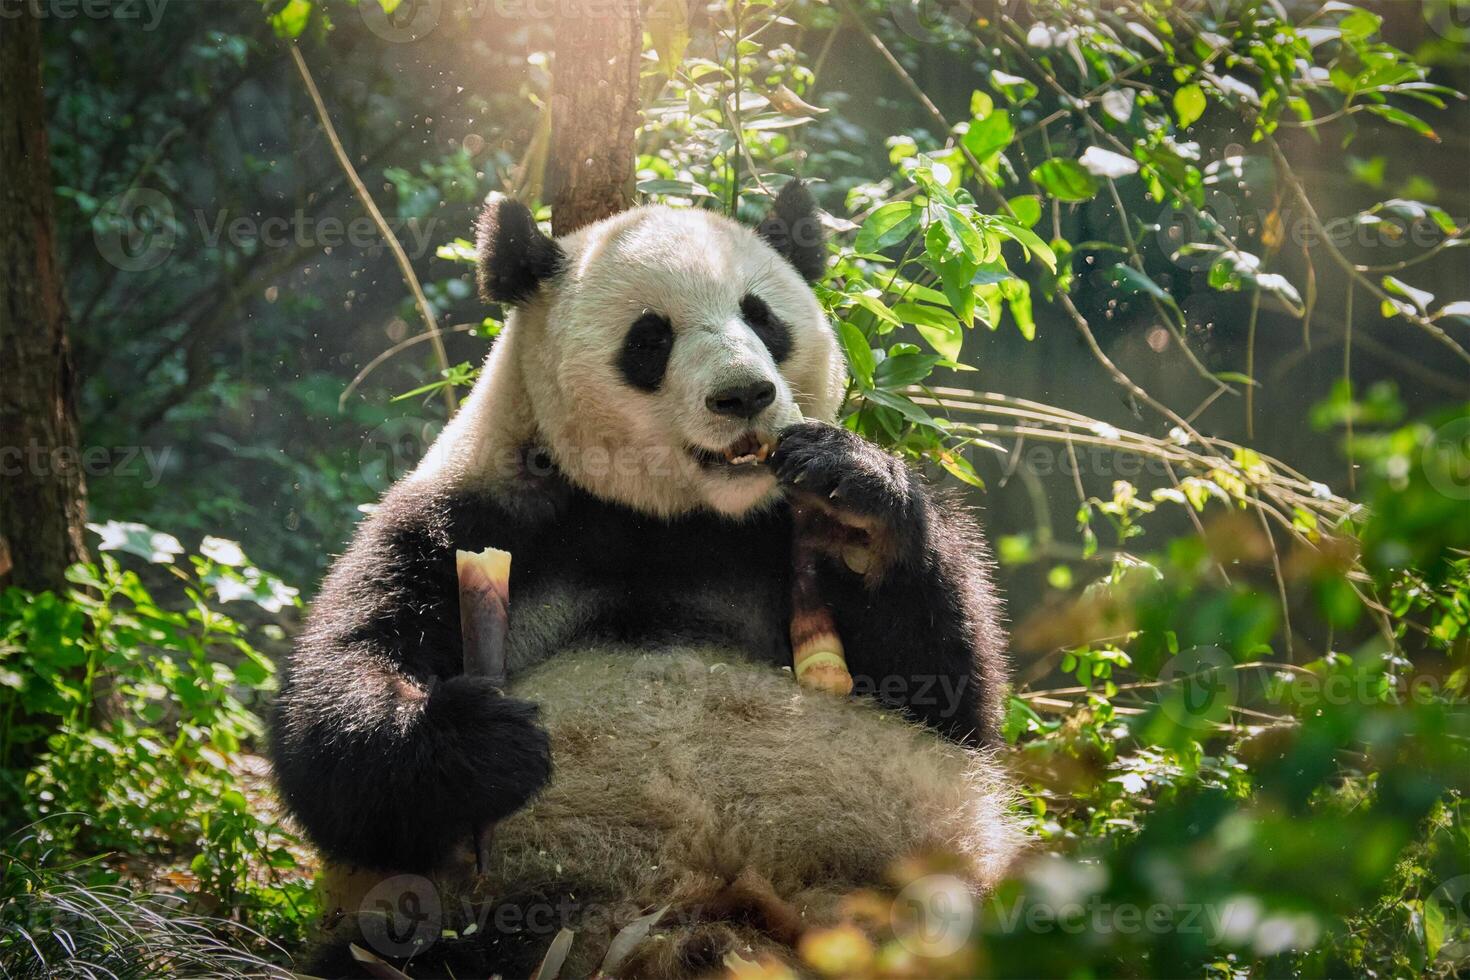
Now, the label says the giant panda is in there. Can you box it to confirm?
[271,182,1021,978]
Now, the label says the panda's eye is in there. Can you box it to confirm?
[740,294,791,363]
[617,312,674,392]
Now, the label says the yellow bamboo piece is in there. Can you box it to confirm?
[456,546,513,876]
[457,547,512,691]
[789,506,853,695]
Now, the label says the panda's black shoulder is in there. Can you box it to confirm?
[301,473,561,673]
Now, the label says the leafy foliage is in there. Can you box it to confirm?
[0,826,289,979]
[19,0,1470,975]
[0,526,314,948]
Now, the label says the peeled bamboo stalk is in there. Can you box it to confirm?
[788,505,853,695]
[457,547,511,690]
[456,545,513,873]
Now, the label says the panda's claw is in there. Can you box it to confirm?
[773,421,917,529]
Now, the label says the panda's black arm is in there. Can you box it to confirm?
[269,485,551,873]
[771,422,1008,745]
[825,492,1006,745]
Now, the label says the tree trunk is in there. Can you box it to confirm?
[546,0,642,236]
[0,15,89,593]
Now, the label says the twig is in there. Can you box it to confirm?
[1056,290,1204,443]
[1344,284,1355,493]
[727,1,744,216]
[1244,287,1261,439]
[1103,176,1229,393]
[1253,491,1294,662]
[1265,135,1470,366]
[289,43,457,415]
[836,0,991,184]
[340,323,482,410]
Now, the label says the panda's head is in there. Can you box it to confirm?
[469,182,845,518]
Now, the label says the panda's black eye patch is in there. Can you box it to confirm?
[740,293,791,363]
[617,312,674,392]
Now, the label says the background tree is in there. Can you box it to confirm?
[547,0,643,234]
[1,1,1467,976]
[0,13,88,593]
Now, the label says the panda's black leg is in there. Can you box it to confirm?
[771,421,1007,744]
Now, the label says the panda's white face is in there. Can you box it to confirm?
[517,206,844,518]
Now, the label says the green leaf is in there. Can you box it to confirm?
[993,218,1058,272]
[1425,896,1446,961]
[1030,159,1100,202]
[838,321,876,388]
[864,388,937,427]
[1003,278,1035,340]
[1382,276,1434,313]
[1212,371,1260,387]
[636,178,714,199]
[936,449,985,489]
[1109,264,1173,305]
[1254,273,1304,313]
[87,521,184,565]
[893,302,963,360]
[1007,195,1042,228]
[935,205,986,264]
[855,201,921,253]
[874,352,941,388]
[961,109,1014,163]
[436,238,477,265]
[936,252,979,325]
[1208,250,1261,291]
[1434,300,1470,327]
[1078,146,1140,179]
[1338,7,1382,40]
[269,0,313,38]
[849,291,903,332]
[990,69,1037,104]
[1174,83,1206,128]
[1365,104,1438,141]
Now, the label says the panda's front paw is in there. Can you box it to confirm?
[427,677,552,822]
[770,421,923,575]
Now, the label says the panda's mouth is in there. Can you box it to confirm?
[688,432,775,471]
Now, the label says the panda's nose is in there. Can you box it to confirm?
[706,380,776,419]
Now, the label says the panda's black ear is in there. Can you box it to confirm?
[475,194,564,305]
[755,179,826,283]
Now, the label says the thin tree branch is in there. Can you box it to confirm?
[289,43,457,415]
[1265,135,1470,367]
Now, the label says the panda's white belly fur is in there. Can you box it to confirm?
[478,645,1022,976]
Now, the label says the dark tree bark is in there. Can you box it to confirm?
[1,15,89,593]
[546,0,642,236]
